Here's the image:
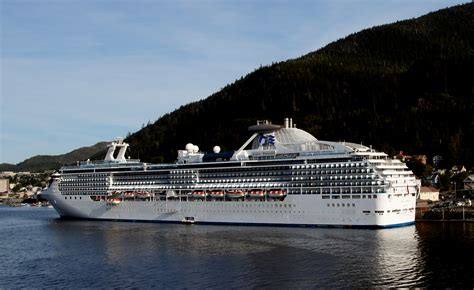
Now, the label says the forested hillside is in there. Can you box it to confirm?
[126,3,474,166]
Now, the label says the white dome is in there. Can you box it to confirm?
[185,143,194,153]
[213,146,221,153]
[193,145,199,153]
[274,128,317,144]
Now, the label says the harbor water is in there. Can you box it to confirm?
[0,206,473,288]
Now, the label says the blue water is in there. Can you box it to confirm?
[0,206,473,288]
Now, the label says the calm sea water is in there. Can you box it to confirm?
[0,206,473,288]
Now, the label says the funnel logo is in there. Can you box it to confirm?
[258,134,275,145]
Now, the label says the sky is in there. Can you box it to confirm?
[0,0,468,164]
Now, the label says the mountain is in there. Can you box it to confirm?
[123,3,474,168]
[0,142,108,172]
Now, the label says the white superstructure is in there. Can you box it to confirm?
[42,118,417,228]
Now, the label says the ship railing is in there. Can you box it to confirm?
[78,159,141,165]
[62,159,142,169]
[299,150,350,157]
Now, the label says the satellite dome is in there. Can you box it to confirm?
[193,145,199,153]
[213,146,221,153]
[185,143,194,152]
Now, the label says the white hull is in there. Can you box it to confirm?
[43,182,415,228]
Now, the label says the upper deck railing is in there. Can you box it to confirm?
[62,159,142,170]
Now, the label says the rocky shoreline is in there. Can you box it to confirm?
[0,197,51,207]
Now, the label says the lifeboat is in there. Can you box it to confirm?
[106,198,122,205]
[209,190,225,199]
[191,190,208,198]
[136,191,151,198]
[268,189,287,199]
[248,189,266,198]
[226,190,246,199]
[123,191,136,199]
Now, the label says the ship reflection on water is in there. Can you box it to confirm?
[1,207,472,288]
[46,219,473,288]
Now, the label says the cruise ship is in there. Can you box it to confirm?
[42,118,417,228]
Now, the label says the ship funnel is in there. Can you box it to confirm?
[105,142,117,161]
[284,118,289,128]
[289,118,293,128]
[116,143,129,161]
[104,140,129,162]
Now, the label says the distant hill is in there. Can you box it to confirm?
[0,163,18,172]
[124,3,473,167]
[0,142,108,172]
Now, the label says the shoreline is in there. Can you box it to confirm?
[416,219,474,223]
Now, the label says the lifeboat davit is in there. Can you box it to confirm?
[226,190,246,199]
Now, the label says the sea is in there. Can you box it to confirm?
[0,206,473,288]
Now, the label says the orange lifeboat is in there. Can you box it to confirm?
[107,198,122,205]
[248,189,266,198]
[135,191,151,199]
[226,190,246,199]
[209,190,225,199]
[191,190,208,198]
[268,189,287,199]
[123,191,136,199]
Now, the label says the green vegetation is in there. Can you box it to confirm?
[406,160,433,179]
[124,3,473,167]
[9,174,50,192]
[438,173,452,192]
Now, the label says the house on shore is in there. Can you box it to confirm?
[464,174,474,190]
[419,186,440,201]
